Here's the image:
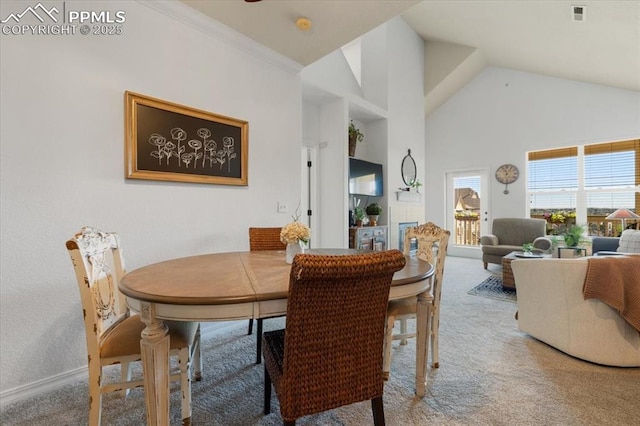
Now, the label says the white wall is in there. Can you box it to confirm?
[425,66,640,225]
[300,17,425,249]
[386,17,426,248]
[0,1,302,396]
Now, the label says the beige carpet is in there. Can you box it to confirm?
[2,256,639,425]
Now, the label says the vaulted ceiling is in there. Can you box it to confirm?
[181,1,640,114]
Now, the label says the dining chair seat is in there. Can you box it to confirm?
[100,315,198,359]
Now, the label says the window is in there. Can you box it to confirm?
[528,140,640,236]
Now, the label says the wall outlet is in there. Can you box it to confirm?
[278,202,288,213]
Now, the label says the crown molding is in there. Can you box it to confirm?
[137,0,303,74]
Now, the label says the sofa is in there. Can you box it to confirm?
[480,218,552,269]
[592,229,640,255]
[512,257,640,367]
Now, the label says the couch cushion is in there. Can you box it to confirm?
[617,230,640,253]
[482,245,523,256]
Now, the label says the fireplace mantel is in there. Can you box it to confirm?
[396,191,422,202]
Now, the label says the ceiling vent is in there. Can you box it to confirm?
[572,5,586,22]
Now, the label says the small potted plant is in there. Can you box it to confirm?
[365,202,382,226]
[411,179,423,194]
[522,242,534,256]
[562,224,584,248]
[348,120,364,157]
[353,207,365,227]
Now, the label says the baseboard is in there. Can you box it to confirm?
[0,366,88,408]
[0,321,245,408]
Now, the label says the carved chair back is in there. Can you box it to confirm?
[403,222,450,307]
[66,227,128,355]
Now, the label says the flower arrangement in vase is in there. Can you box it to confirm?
[280,215,310,264]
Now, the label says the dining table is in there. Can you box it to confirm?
[119,248,435,425]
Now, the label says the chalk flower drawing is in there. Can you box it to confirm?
[148,127,236,172]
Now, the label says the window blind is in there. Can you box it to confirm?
[528,140,639,222]
[528,147,578,191]
[585,140,639,189]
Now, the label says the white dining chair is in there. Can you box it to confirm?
[66,226,202,425]
[383,222,450,379]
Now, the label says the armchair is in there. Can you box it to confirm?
[512,257,640,366]
[480,218,551,269]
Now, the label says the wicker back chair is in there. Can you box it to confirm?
[66,226,202,425]
[249,227,287,251]
[262,250,406,425]
[383,222,450,379]
[248,227,287,363]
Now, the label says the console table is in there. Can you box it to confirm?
[349,225,388,251]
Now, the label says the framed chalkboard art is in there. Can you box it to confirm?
[125,91,248,186]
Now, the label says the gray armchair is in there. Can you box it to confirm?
[480,218,551,269]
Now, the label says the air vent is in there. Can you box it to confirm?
[572,5,586,22]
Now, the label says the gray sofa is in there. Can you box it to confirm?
[592,229,640,255]
[480,218,551,269]
[592,236,620,254]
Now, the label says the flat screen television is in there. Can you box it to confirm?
[349,158,383,197]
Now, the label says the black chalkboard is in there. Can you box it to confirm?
[125,91,248,185]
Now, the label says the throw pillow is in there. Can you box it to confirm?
[617,229,640,253]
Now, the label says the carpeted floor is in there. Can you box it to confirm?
[2,256,639,425]
[467,275,517,303]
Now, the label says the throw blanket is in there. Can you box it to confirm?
[583,256,640,333]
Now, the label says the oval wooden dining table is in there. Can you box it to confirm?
[119,249,434,425]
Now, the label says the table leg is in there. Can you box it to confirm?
[415,291,430,397]
[139,302,170,426]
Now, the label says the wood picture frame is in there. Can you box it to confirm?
[125,91,248,185]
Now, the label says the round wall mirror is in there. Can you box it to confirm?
[401,149,417,186]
